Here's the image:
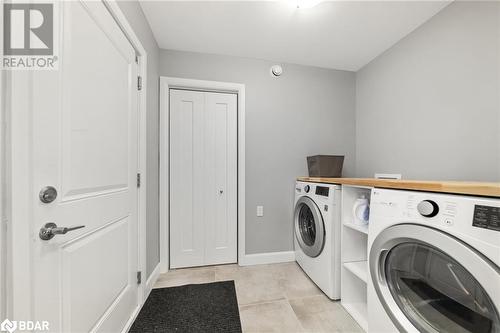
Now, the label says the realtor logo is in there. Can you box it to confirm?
[2,2,58,69]
[3,3,53,55]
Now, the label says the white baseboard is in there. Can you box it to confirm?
[145,263,161,298]
[121,304,141,333]
[121,263,161,333]
[239,251,295,266]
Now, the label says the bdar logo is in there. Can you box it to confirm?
[0,319,49,332]
[0,319,17,333]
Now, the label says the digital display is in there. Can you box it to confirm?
[472,205,500,232]
[315,186,329,197]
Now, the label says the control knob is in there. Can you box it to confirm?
[417,200,439,218]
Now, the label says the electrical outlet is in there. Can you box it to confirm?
[256,206,264,217]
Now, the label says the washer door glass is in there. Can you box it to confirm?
[298,204,316,246]
[294,196,325,258]
[385,242,500,333]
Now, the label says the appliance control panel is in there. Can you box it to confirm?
[371,189,500,256]
[315,186,329,197]
[296,183,330,196]
[472,205,500,232]
[295,182,340,205]
[372,189,500,234]
[405,195,458,222]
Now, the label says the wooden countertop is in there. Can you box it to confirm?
[297,177,500,198]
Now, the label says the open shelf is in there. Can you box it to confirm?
[342,302,368,332]
[343,222,368,235]
[341,185,373,332]
[343,261,368,283]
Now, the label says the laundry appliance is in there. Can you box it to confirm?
[294,181,342,300]
[368,188,500,333]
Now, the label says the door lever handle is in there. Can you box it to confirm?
[39,222,85,241]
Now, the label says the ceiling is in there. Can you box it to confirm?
[139,1,450,71]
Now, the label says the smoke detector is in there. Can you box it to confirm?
[287,0,323,9]
[270,65,283,77]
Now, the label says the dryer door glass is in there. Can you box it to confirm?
[294,196,325,258]
[385,242,500,333]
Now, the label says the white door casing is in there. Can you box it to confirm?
[169,89,237,269]
[10,1,141,331]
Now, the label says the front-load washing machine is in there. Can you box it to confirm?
[294,181,342,300]
[368,188,500,333]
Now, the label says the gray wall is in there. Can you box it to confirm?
[160,50,356,254]
[124,0,499,259]
[117,1,160,277]
[356,1,500,181]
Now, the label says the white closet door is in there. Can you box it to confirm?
[204,92,238,265]
[170,90,206,268]
[169,89,237,269]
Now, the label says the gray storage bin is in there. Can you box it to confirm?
[307,155,344,177]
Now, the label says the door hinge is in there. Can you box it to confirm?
[137,173,141,188]
[137,76,142,91]
[137,271,142,284]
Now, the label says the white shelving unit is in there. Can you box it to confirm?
[343,261,368,283]
[341,185,372,332]
[343,222,368,235]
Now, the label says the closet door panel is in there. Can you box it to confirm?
[204,92,238,265]
[170,89,237,269]
[170,89,205,269]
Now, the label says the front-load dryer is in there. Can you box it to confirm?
[368,188,500,333]
[294,181,342,300]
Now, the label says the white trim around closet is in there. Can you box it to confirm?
[159,77,246,273]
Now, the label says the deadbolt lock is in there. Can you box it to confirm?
[39,186,57,204]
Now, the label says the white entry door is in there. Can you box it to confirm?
[12,1,140,332]
[170,89,237,269]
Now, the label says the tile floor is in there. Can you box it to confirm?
[154,262,363,333]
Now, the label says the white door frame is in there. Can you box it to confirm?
[104,0,149,307]
[159,77,246,273]
[0,0,7,319]
[6,0,149,326]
